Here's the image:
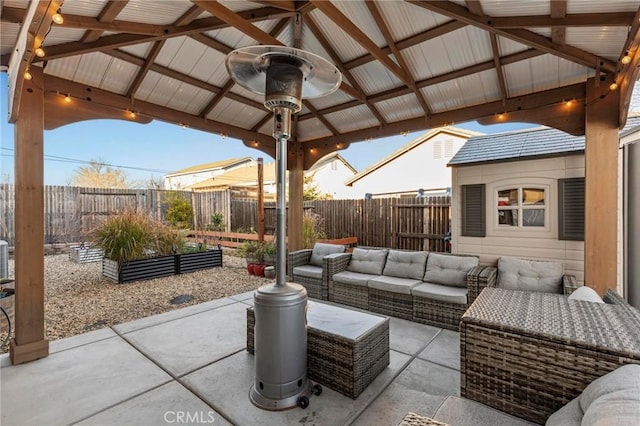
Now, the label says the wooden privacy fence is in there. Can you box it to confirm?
[1,183,449,251]
[0,184,231,246]
[232,196,451,252]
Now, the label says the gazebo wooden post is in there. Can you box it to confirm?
[10,66,49,364]
[288,144,305,252]
[584,76,620,296]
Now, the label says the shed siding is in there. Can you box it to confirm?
[451,155,585,283]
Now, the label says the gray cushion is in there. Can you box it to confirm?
[497,256,563,293]
[423,253,479,288]
[368,275,422,295]
[547,364,640,426]
[568,286,604,304]
[412,282,468,305]
[310,243,345,266]
[332,270,374,288]
[347,248,388,275]
[292,265,323,280]
[382,250,428,280]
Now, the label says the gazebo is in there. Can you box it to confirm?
[2,0,639,365]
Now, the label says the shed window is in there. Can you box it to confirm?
[497,187,545,227]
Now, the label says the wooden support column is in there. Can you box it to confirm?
[288,144,305,252]
[584,76,620,295]
[10,66,49,364]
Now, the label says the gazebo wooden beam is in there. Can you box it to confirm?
[492,12,635,29]
[617,6,640,125]
[408,1,617,73]
[550,1,568,46]
[79,0,129,42]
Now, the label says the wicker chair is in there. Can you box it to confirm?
[467,256,580,306]
[287,243,346,300]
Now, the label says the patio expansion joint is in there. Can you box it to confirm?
[109,325,242,426]
[346,329,446,425]
[116,298,240,336]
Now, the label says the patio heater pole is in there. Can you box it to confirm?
[226,46,341,411]
[275,132,287,286]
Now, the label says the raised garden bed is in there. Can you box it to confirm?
[69,246,104,264]
[102,248,223,283]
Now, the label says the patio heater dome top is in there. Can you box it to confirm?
[225,45,342,113]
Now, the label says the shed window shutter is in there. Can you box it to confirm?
[558,178,585,241]
[461,184,485,237]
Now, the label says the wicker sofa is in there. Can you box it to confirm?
[326,247,482,328]
[467,256,580,306]
[461,287,640,424]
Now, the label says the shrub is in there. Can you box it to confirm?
[164,191,193,229]
[302,210,326,249]
[206,212,226,231]
[90,210,184,262]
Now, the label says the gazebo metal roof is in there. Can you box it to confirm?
[3,0,640,166]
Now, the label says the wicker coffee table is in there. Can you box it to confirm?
[461,288,640,424]
[247,301,390,399]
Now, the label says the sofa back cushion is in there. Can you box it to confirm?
[423,253,479,288]
[383,250,428,280]
[310,243,345,266]
[347,248,388,275]
[497,256,563,293]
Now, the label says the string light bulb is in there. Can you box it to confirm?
[401,130,408,136]
[621,51,632,65]
[23,68,32,80]
[610,81,619,91]
[34,46,45,58]
[128,110,136,118]
[64,94,71,103]
[52,9,64,25]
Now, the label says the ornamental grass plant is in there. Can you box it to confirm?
[91,210,184,263]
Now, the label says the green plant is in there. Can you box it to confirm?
[302,210,326,249]
[164,191,193,229]
[206,212,226,231]
[261,240,276,255]
[237,240,263,262]
[90,210,184,262]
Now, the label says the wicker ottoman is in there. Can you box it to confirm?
[461,288,640,424]
[247,301,390,399]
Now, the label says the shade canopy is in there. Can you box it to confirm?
[2,0,640,164]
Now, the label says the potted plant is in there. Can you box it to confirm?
[262,240,277,266]
[237,241,262,275]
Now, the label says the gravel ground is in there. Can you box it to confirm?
[2,250,267,353]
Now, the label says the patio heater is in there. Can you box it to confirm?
[226,46,341,410]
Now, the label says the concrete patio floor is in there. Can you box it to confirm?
[1,290,514,425]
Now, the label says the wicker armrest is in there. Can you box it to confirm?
[326,252,352,278]
[287,249,312,278]
[467,266,497,306]
[562,274,581,295]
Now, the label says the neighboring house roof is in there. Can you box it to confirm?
[345,126,483,186]
[449,115,640,167]
[165,157,253,177]
[187,162,276,190]
[311,152,358,174]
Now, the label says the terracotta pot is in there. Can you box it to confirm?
[253,264,266,277]
[247,263,256,275]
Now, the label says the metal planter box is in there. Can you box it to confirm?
[69,246,104,263]
[103,256,176,284]
[177,249,223,274]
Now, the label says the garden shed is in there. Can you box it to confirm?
[449,114,640,287]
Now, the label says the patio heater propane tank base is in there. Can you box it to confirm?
[250,282,311,410]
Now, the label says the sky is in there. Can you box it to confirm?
[0,71,546,187]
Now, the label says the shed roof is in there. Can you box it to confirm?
[449,114,640,166]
